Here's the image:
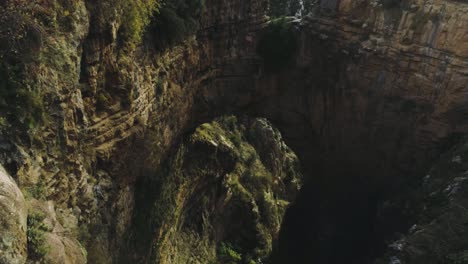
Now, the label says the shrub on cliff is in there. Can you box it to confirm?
[119,0,160,48]
[0,2,47,133]
[218,242,242,263]
[257,17,297,73]
[148,0,205,50]
[0,62,46,132]
[27,212,50,260]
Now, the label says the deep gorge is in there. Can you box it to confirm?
[0,0,467,263]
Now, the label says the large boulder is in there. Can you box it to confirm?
[0,165,27,264]
[27,199,87,264]
[126,116,303,264]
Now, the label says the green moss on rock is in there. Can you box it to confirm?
[27,212,50,260]
[119,0,160,48]
[128,116,302,263]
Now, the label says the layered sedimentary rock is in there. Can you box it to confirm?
[250,1,468,262]
[242,0,468,176]
[0,0,269,262]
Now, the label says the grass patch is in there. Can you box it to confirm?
[218,242,242,263]
[23,180,48,200]
[118,0,160,49]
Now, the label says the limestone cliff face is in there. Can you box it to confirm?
[0,0,268,262]
[243,0,468,177]
[248,1,468,262]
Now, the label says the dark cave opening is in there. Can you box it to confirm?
[267,128,465,264]
[272,157,422,264]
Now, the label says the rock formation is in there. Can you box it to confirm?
[124,116,301,263]
[0,0,466,263]
[377,138,468,264]
[0,166,27,264]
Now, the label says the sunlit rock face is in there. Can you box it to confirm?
[0,0,268,262]
[0,166,27,264]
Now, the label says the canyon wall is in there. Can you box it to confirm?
[0,0,269,262]
[0,0,467,263]
[242,0,468,177]
[250,1,468,262]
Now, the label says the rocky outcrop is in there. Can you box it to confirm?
[124,116,302,263]
[378,138,468,264]
[27,199,86,264]
[0,166,27,264]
